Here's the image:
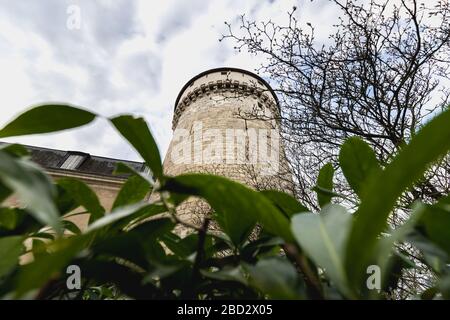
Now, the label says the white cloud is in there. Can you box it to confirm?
[0,0,338,161]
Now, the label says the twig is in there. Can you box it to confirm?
[283,243,324,300]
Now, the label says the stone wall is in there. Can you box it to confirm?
[163,68,293,233]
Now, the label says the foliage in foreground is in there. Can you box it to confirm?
[0,104,449,300]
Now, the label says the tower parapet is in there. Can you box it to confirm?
[163,67,292,230]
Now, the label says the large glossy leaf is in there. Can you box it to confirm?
[110,115,162,179]
[57,178,105,223]
[112,175,151,210]
[260,190,308,218]
[0,182,12,203]
[86,202,165,233]
[54,184,78,216]
[15,235,90,297]
[245,257,302,299]
[15,213,171,297]
[0,208,42,237]
[201,265,248,285]
[241,236,284,262]
[406,231,449,274]
[163,174,293,244]
[161,233,201,258]
[0,151,61,233]
[315,163,334,207]
[345,107,450,290]
[77,259,160,299]
[375,203,426,293]
[0,104,96,138]
[0,208,23,230]
[0,143,30,157]
[93,218,174,268]
[61,220,82,235]
[114,162,154,185]
[438,275,450,299]
[291,204,354,298]
[339,137,381,197]
[0,236,24,278]
[418,203,450,255]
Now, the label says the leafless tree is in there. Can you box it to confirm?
[222,0,450,297]
[222,0,450,208]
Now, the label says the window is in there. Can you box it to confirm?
[221,71,228,75]
[60,154,85,170]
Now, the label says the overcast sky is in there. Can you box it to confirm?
[0,0,336,161]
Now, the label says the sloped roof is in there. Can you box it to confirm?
[1,143,146,177]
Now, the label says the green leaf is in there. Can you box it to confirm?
[32,232,55,240]
[0,143,30,157]
[61,220,82,235]
[31,238,48,259]
[201,265,248,285]
[245,257,302,299]
[161,233,200,258]
[339,137,381,197]
[163,174,293,244]
[345,107,450,290]
[0,151,61,233]
[57,178,105,223]
[406,231,448,274]
[15,235,90,297]
[291,204,354,298]
[0,210,42,237]
[419,203,450,255]
[78,259,159,299]
[86,202,164,233]
[0,104,96,138]
[375,203,426,293]
[260,190,308,218]
[112,175,151,210]
[0,182,12,203]
[0,236,24,278]
[421,287,438,300]
[128,218,174,262]
[0,208,23,230]
[315,163,334,207]
[114,162,154,185]
[241,236,284,261]
[54,184,78,216]
[110,115,162,179]
[438,274,450,299]
[93,218,174,268]
[437,193,450,206]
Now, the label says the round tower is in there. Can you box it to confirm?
[163,67,292,228]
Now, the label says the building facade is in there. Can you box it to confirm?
[4,67,292,234]
[3,144,146,230]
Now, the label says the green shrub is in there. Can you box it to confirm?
[0,104,449,300]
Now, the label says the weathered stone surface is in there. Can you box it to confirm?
[163,68,293,230]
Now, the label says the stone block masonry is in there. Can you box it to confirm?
[163,67,294,233]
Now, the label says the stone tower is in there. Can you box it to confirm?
[163,67,292,228]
